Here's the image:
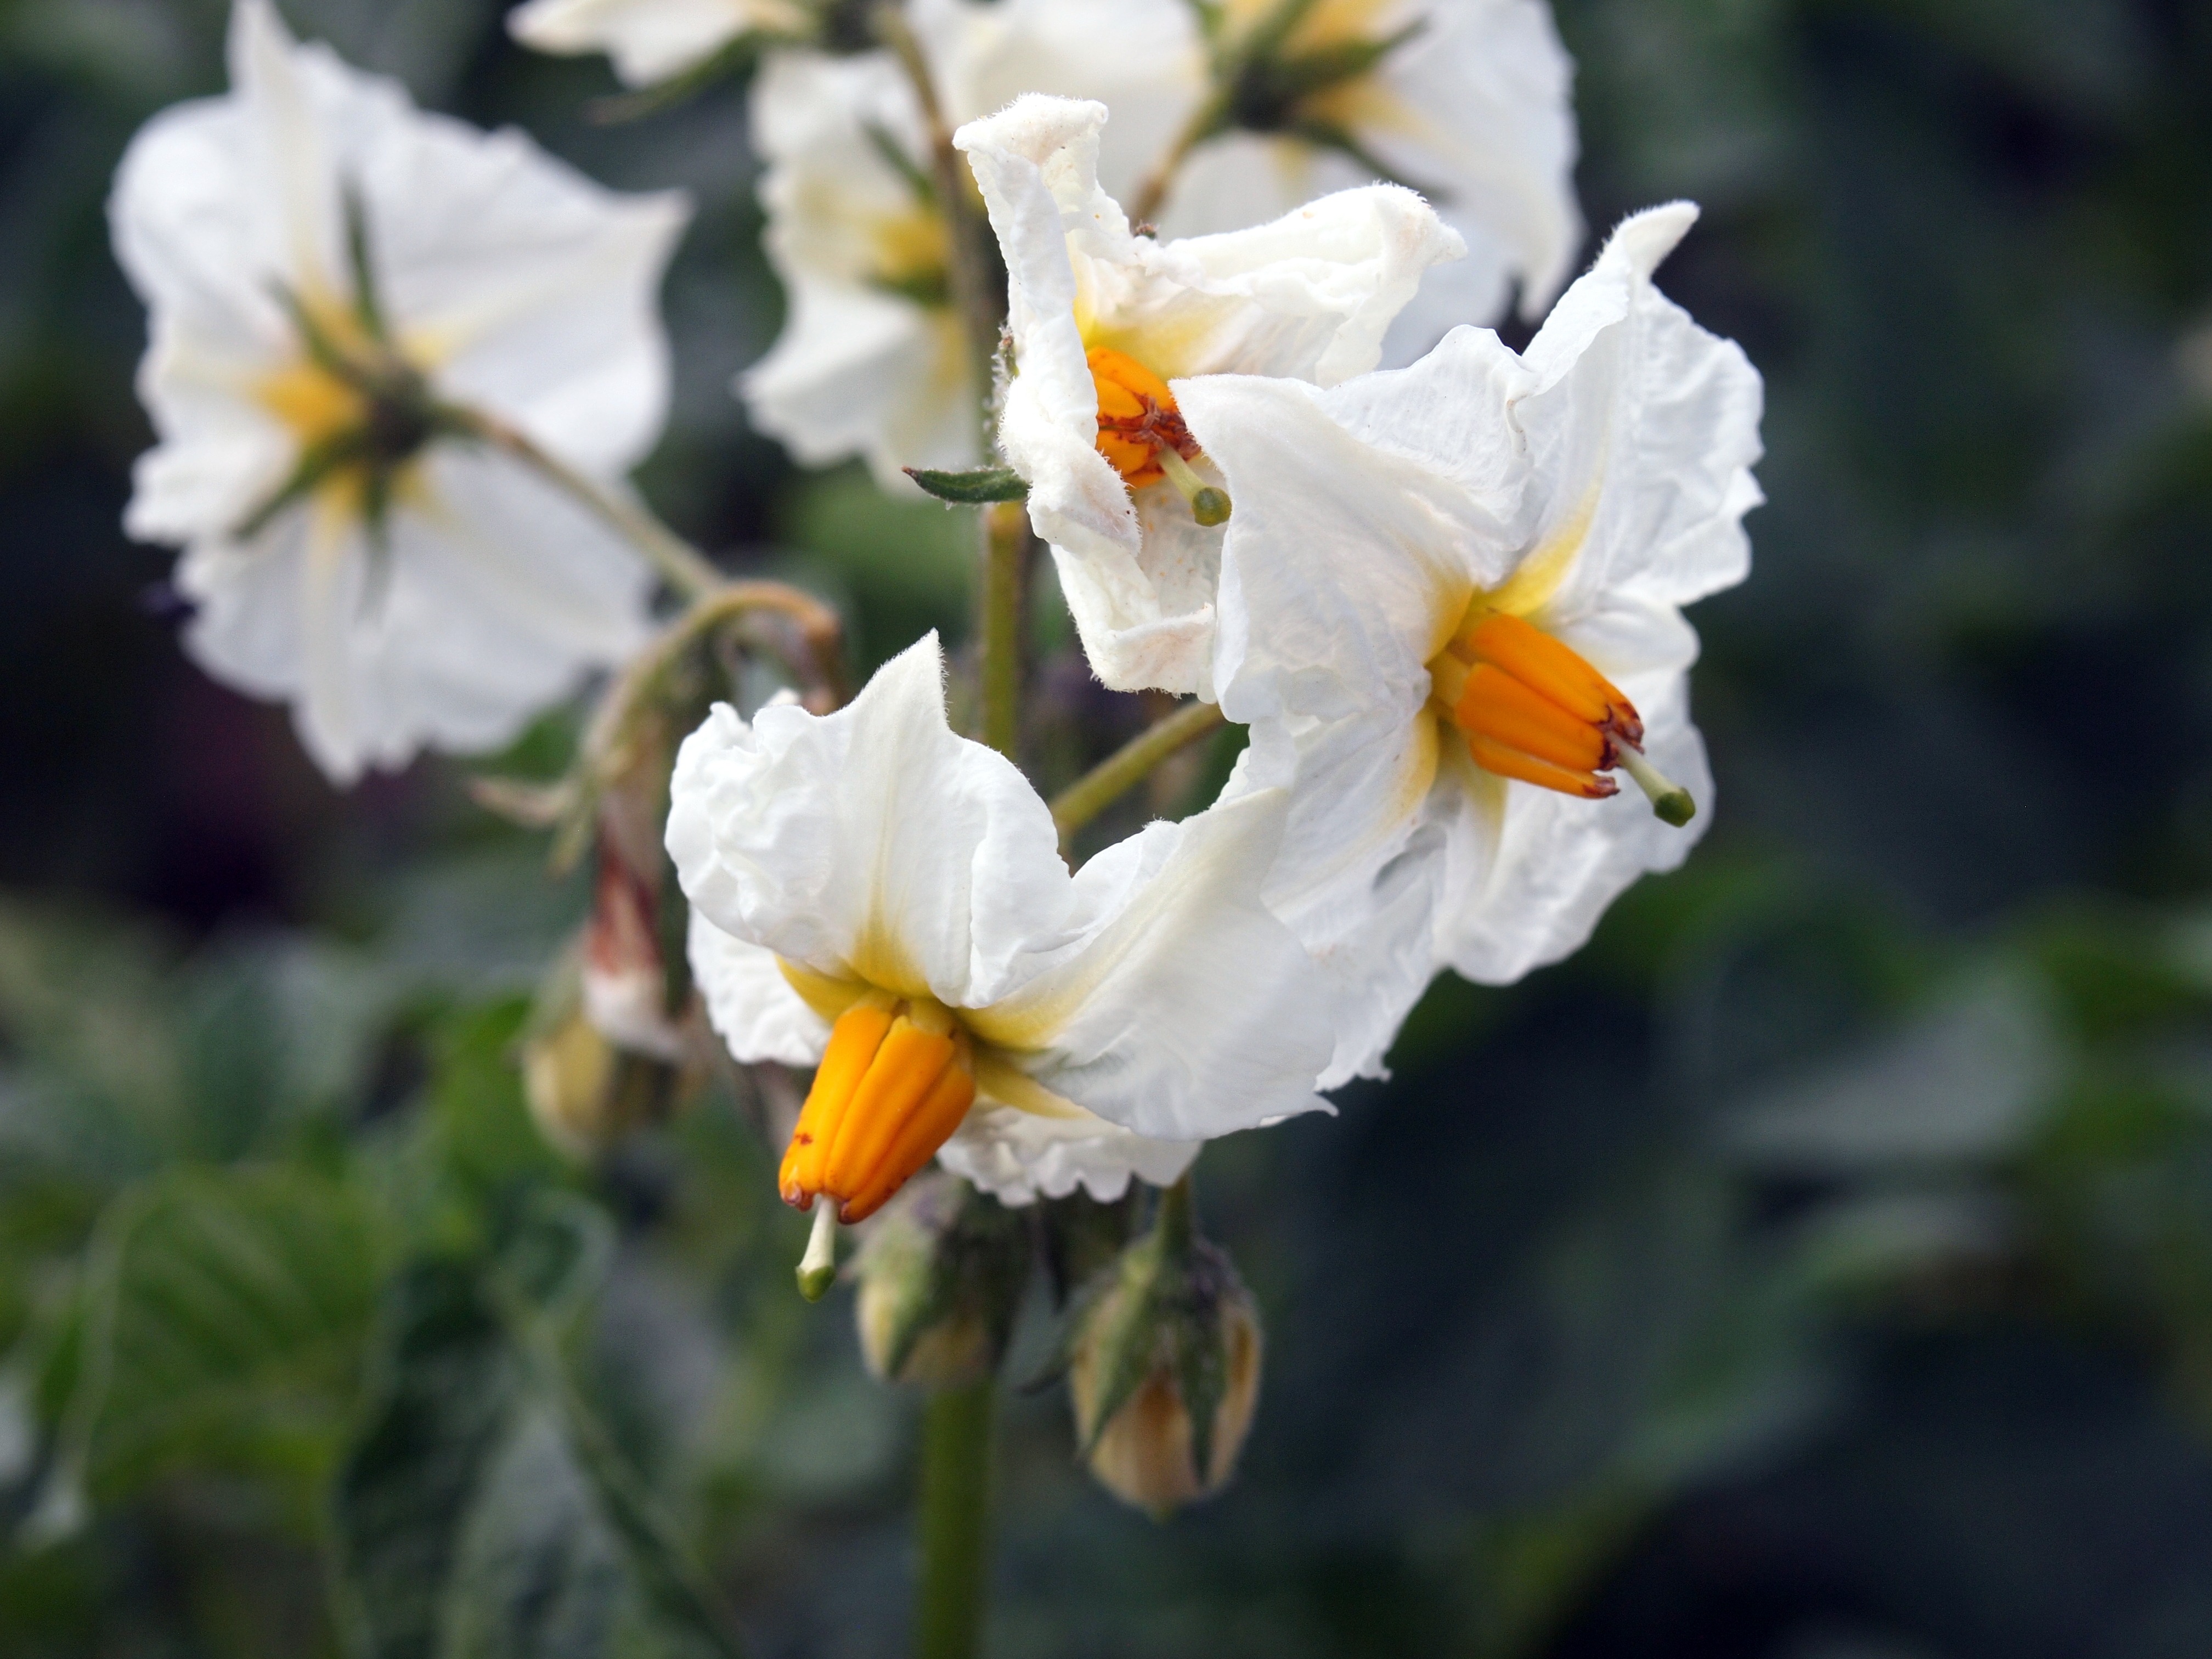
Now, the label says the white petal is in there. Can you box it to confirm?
[1177,373,1479,727]
[937,1103,1198,1206]
[507,0,800,86]
[1510,203,1765,616]
[663,635,1079,1006]
[686,909,830,1066]
[1435,666,1713,984]
[968,790,1335,1142]
[177,444,652,784]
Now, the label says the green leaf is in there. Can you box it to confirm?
[901,466,1029,504]
[334,1201,745,1659]
[58,1166,383,1510]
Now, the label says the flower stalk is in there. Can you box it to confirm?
[452,407,729,603]
[978,501,1029,759]
[914,1379,995,1659]
[1051,701,1226,852]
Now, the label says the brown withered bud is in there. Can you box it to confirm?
[1065,1178,1262,1520]
[851,1173,1031,1390]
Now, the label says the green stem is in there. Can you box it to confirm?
[1049,700,1227,851]
[977,502,1029,759]
[915,1380,995,1659]
[455,408,726,603]
[1155,1171,1198,1261]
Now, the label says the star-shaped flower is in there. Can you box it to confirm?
[1186,203,1763,1084]
[667,634,1334,1218]
[112,0,689,782]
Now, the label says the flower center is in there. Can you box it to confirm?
[1427,605,1694,825]
[1088,347,1231,526]
[779,989,978,1223]
[868,206,952,308]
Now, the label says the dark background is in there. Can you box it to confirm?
[5,1,2212,1655]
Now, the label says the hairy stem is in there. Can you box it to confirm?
[977,503,1029,759]
[915,1380,995,1659]
[1049,700,1227,851]
[455,409,726,602]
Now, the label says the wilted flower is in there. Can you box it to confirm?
[851,1173,1030,1388]
[1066,1182,1262,1518]
[1189,203,1763,1084]
[738,49,978,492]
[1155,0,1582,363]
[665,633,1333,1225]
[110,0,687,782]
[956,94,1462,695]
[507,0,816,85]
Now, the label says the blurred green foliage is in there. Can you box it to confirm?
[3,0,2212,1656]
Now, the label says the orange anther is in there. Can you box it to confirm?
[780,997,977,1223]
[1455,609,1641,746]
[1088,346,1195,488]
[1453,662,1610,775]
[1464,734,1619,800]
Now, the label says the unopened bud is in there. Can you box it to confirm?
[522,951,671,1159]
[851,1175,1030,1389]
[1065,1182,1262,1519]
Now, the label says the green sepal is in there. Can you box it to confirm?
[904,465,1030,504]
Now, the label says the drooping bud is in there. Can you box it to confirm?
[521,951,673,1160]
[1064,1180,1262,1519]
[850,1174,1031,1387]
[580,795,688,1063]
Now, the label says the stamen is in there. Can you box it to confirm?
[778,991,978,1225]
[1155,447,1232,526]
[796,1199,839,1302]
[1615,744,1697,826]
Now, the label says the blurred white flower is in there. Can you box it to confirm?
[737,49,977,493]
[1189,204,1763,1084]
[1156,0,1583,364]
[667,633,1333,1218]
[111,0,689,783]
[956,93,1462,695]
[507,0,811,86]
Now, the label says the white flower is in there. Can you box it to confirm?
[955,93,1463,695]
[737,49,978,493]
[668,633,1333,1217]
[111,0,689,783]
[507,0,811,86]
[1156,0,1582,363]
[1188,203,1763,1085]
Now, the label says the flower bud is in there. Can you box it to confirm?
[521,951,672,1159]
[1065,1184,1263,1519]
[851,1175,1030,1390]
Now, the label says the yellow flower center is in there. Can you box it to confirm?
[779,990,978,1223]
[1087,347,1232,526]
[869,205,952,307]
[249,292,436,526]
[1427,606,1695,825]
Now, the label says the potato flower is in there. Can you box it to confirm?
[1155,0,1582,362]
[111,0,688,783]
[1186,204,1763,1084]
[955,93,1463,695]
[666,634,1333,1221]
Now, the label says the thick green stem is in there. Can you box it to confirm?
[915,1381,995,1659]
[1050,700,1226,852]
[1155,1171,1198,1261]
[978,502,1029,759]
[455,408,726,602]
